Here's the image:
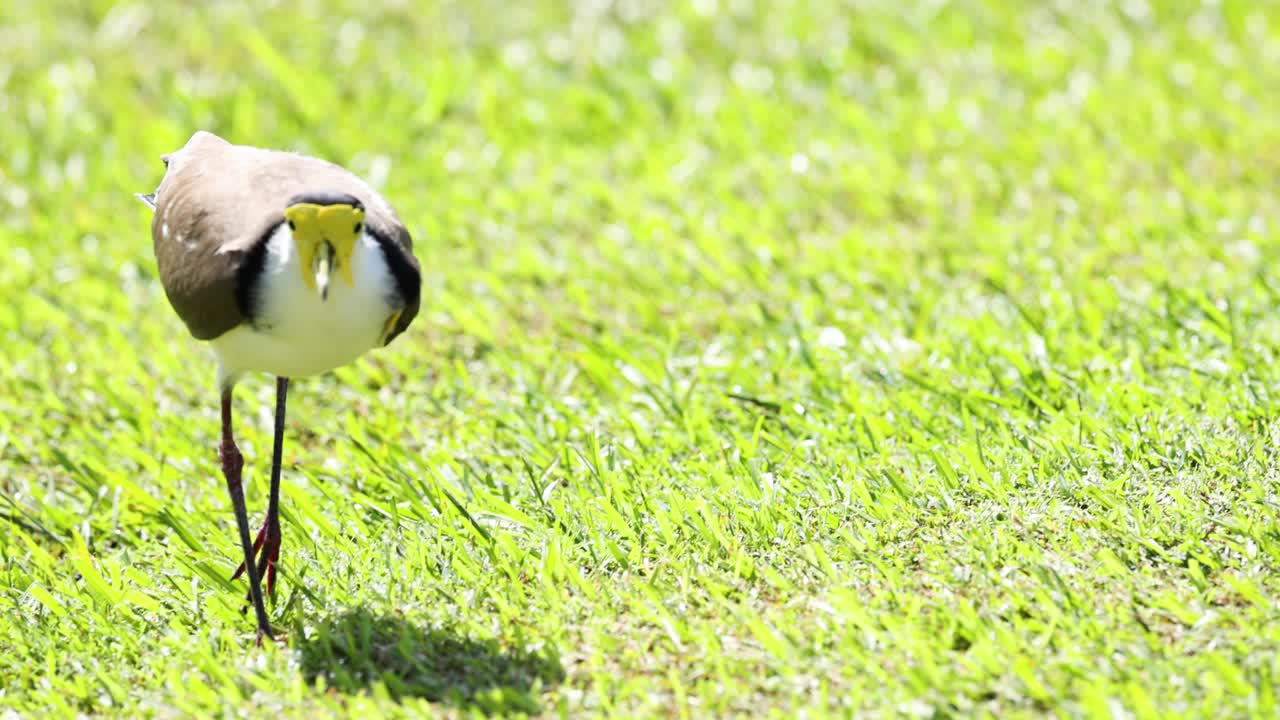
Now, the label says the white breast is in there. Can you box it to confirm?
[212,225,398,385]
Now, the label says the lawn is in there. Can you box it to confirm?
[2,0,1279,717]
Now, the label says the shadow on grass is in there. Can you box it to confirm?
[296,608,564,715]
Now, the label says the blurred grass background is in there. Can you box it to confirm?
[2,0,1280,717]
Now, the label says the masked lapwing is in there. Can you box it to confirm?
[137,131,420,643]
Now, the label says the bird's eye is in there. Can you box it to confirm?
[354,222,363,233]
[287,220,296,231]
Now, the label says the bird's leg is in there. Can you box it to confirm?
[232,378,287,598]
[257,377,288,595]
[220,388,273,644]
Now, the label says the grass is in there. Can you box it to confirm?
[2,0,1280,716]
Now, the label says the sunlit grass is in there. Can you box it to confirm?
[2,0,1280,716]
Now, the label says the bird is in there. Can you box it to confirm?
[137,131,421,643]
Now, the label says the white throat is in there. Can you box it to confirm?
[212,224,397,387]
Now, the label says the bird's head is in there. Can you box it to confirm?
[283,191,366,301]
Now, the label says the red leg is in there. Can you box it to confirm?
[258,517,282,596]
[220,388,273,643]
[231,524,267,581]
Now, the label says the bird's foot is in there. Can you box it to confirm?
[232,519,281,598]
[255,624,283,647]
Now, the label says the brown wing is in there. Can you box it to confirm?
[146,131,421,342]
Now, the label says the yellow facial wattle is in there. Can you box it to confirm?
[283,202,365,296]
